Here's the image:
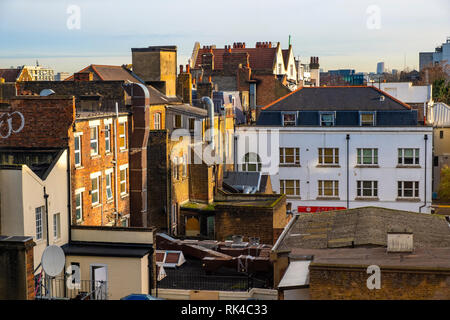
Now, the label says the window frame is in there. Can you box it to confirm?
[397,181,419,198]
[318,148,339,165]
[120,168,127,195]
[91,175,100,205]
[75,191,83,222]
[53,213,61,240]
[154,113,161,130]
[35,206,44,240]
[118,122,127,150]
[106,171,113,200]
[282,112,297,127]
[74,134,82,167]
[104,124,111,153]
[279,147,300,165]
[360,112,375,126]
[357,148,378,165]
[398,148,420,166]
[320,112,335,127]
[280,179,300,196]
[356,180,378,198]
[242,152,262,172]
[318,180,339,197]
[173,114,182,129]
[90,126,99,156]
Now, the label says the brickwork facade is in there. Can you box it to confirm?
[309,264,450,300]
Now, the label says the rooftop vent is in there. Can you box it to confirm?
[39,89,55,97]
[379,95,385,102]
[387,229,413,253]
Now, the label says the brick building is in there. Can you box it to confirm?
[271,207,450,300]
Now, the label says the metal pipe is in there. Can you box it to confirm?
[114,103,119,224]
[201,96,215,151]
[346,134,350,209]
[67,147,72,243]
[419,134,428,213]
[44,187,49,247]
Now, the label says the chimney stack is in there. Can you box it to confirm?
[387,229,414,253]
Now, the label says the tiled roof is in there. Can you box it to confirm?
[0,69,21,82]
[195,47,277,70]
[262,86,412,111]
[275,207,450,251]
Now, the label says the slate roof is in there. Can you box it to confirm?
[0,148,65,180]
[195,47,277,70]
[166,104,207,117]
[262,86,411,111]
[0,69,22,82]
[65,64,181,105]
[274,207,450,251]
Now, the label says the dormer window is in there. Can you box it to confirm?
[320,112,335,127]
[282,113,296,126]
[360,112,375,126]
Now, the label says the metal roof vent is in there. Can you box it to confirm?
[379,95,385,102]
[387,229,413,253]
[39,89,55,97]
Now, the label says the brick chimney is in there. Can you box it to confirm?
[197,76,213,102]
[223,51,249,75]
[74,72,93,82]
[202,48,215,71]
[176,64,192,104]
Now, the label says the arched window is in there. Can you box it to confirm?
[242,152,261,172]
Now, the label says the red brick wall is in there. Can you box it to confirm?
[0,96,75,148]
[309,265,450,300]
[70,118,130,226]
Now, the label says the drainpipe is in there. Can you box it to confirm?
[419,134,428,213]
[114,103,119,225]
[44,187,50,247]
[148,252,153,295]
[67,147,72,243]
[346,134,350,209]
[201,96,215,152]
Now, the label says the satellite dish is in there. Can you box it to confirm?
[39,89,55,97]
[41,245,65,277]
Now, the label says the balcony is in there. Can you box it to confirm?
[34,275,107,300]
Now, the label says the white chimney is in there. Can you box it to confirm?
[387,230,413,253]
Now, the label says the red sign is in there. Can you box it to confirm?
[297,206,346,213]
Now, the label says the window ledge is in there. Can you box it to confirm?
[396,165,421,168]
[286,196,301,199]
[280,164,301,168]
[120,193,129,199]
[90,155,101,160]
[91,203,102,208]
[106,199,114,204]
[355,165,379,168]
[316,164,340,168]
[119,149,128,153]
[355,197,379,201]
[396,197,421,202]
[105,152,113,156]
[75,166,84,170]
[316,196,340,200]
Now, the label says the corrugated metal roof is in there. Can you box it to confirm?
[429,102,450,127]
[277,260,310,289]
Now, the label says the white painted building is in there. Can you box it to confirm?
[235,86,433,214]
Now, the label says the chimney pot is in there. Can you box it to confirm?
[186,64,190,73]
[208,76,212,83]
[180,65,183,74]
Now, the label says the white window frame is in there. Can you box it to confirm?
[75,188,84,222]
[119,164,128,195]
[90,126,99,156]
[398,181,419,198]
[74,134,82,167]
[242,152,262,172]
[35,206,44,240]
[154,113,161,130]
[90,172,101,205]
[105,171,113,200]
[318,148,339,165]
[282,113,296,127]
[360,112,375,126]
[173,114,182,128]
[398,148,420,165]
[280,147,300,165]
[182,154,187,177]
[105,124,111,153]
[320,112,335,127]
[357,148,378,165]
[280,179,300,196]
[318,180,339,197]
[357,180,378,198]
[53,213,61,240]
[118,122,127,150]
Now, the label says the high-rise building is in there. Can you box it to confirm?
[376,62,385,74]
[55,72,70,81]
[419,36,450,70]
[22,61,54,81]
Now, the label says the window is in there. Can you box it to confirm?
[53,213,61,240]
[172,157,179,180]
[242,152,261,172]
[35,206,44,240]
[282,113,296,126]
[189,118,195,131]
[318,180,339,197]
[278,63,282,74]
[75,191,83,222]
[120,168,127,195]
[398,148,419,165]
[90,126,98,156]
[398,181,419,198]
[74,135,82,167]
[154,113,161,130]
[318,148,339,165]
[440,130,444,139]
[360,112,375,126]
[290,65,294,77]
[106,172,113,200]
[118,122,127,150]
[182,154,187,177]
[91,175,100,205]
[280,180,300,196]
[357,148,378,165]
[105,124,111,153]
[357,181,378,197]
[174,114,182,128]
[320,113,335,127]
[280,148,300,165]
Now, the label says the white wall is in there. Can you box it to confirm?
[236,127,433,213]
[379,82,432,104]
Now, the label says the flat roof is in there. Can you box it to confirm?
[62,242,153,258]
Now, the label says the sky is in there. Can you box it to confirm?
[0,0,449,74]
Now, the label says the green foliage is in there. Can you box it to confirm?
[433,79,450,104]
[438,165,450,201]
